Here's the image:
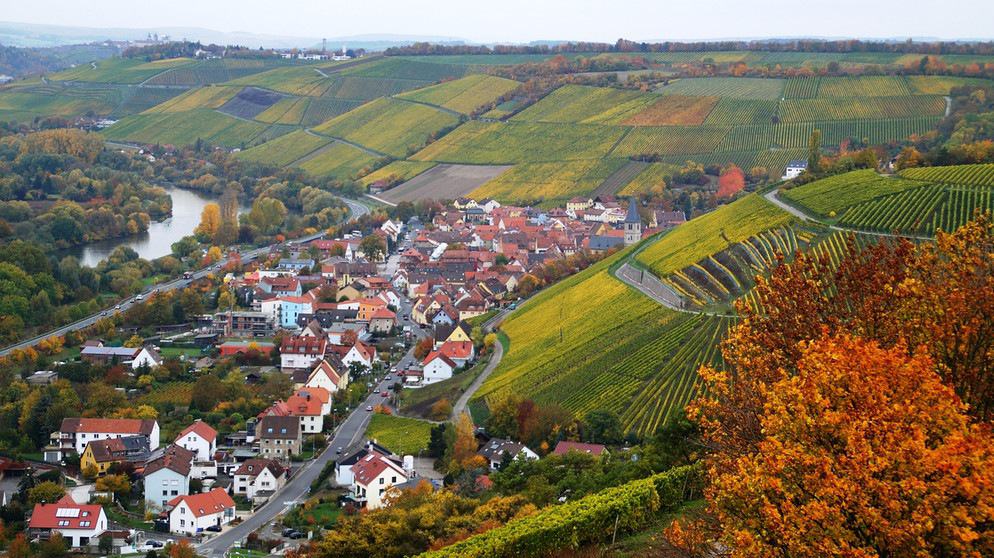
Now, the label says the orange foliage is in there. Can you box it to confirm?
[716,165,745,198]
[695,335,994,557]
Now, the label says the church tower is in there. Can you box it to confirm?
[624,198,641,246]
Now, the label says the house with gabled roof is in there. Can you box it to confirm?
[422,352,457,384]
[351,452,410,510]
[478,438,539,470]
[167,488,235,535]
[287,387,331,434]
[143,445,194,508]
[57,418,159,455]
[233,458,287,502]
[80,436,150,476]
[174,420,217,462]
[29,494,107,548]
[280,335,327,371]
[304,358,349,393]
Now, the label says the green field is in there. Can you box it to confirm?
[143,86,241,113]
[366,414,433,456]
[470,159,627,204]
[656,77,786,100]
[102,108,267,148]
[312,97,460,158]
[411,120,626,164]
[50,57,193,84]
[475,248,731,436]
[296,141,384,180]
[636,194,795,276]
[235,129,331,167]
[510,84,658,124]
[0,84,122,121]
[360,160,437,186]
[397,74,520,114]
[780,169,927,217]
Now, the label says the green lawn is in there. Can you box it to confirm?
[366,413,433,455]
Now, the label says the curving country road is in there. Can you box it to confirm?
[0,195,369,357]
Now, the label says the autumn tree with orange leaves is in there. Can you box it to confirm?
[671,214,994,557]
[684,335,994,557]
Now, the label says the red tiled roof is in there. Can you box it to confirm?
[286,387,329,416]
[552,441,607,456]
[439,341,473,360]
[29,494,104,530]
[281,336,327,355]
[423,351,457,368]
[233,458,285,477]
[168,488,234,518]
[257,401,291,419]
[61,418,156,435]
[176,421,217,444]
[371,308,396,320]
[144,445,195,477]
[352,452,406,487]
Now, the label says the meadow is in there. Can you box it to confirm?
[366,414,433,456]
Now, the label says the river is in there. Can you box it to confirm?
[64,186,249,267]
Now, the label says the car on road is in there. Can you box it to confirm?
[380,391,389,397]
[134,294,143,301]
[101,311,107,316]
[114,305,121,310]
[366,405,373,411]
[385,375,392,381]
[335,447,342,454]
[144,540,164,548]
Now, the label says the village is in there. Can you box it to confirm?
[13,193,686,555]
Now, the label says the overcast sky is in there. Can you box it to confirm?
[4,0,992,43]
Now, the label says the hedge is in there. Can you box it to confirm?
[417,464,700,558]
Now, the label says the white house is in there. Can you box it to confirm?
[174,420,217,462]
[477,438,539,470]
[259,298,282,325]
[341,341,376,369]
[351,452,409,510]
[57,418,160,454]
[29,495,107,548]
[422,352,456,385]
[280,336,327,371]
[782,159,808,180]
[287,387,331,434]
[305,359,349,393]
[131,347,163,369]
[167,488,236,535]
[233,458,287,501]
[143,445,194,508]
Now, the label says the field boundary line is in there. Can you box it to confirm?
[605,126,634,157]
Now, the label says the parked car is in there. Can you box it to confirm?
[145,540,164,548]
[385,375,392,381]
[289,531,307,539]
[206,525,222,532]
[365,405,373,411]
[281,528,296,537]
[335,447,343,454]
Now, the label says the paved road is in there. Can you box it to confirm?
[615,262,689,312]
[763,189,933,241]
[451,333,502,420]
[198,374,393,557]
[0,195,369,357]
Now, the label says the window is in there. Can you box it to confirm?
[379,478,384,485]
[171,490,178,496]
[180,507,185,514]
[80,521,90,527]
[162,480,168,486]
[180,519,185,527]
[171,480,178,486]
[58,520,70,527]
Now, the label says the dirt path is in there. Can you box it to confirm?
[394,96,464,118]
[945,95,952,117]
[314,67,329,78]
[592,160,648,197]
[450,307,516,419]
[303,129,390,158]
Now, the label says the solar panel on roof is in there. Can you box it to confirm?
[55,508,80,518]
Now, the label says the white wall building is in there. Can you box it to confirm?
[167,488,236,535]
[174,420,217,462]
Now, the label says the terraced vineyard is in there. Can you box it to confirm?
[102,108,268,148]
[411,121,626,164]
[636,194,795,277]
[838,186,946,234]
[779,95,945,122]
[295,141,384,180]
[474,249,728,436]
[780,169,927,217]
[816,76,912,97]
[617,162,680,196]
[397,74,520,114]
[51,57,193,84]
[235,129,331,167]
[703,98,777,125]
[510,84,657,124]
[360,160,437,186]
[656,77,786,99]
[901,163,994,186]
[0,83,123,121]
[143,86,241,113]
[663,225,822,307]
[611,126,729,157]
[470,159,628,204]
[311,97,460,158]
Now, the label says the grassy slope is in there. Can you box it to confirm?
[366,413,433,455]
[397,74,520,115]
[636,194,795,276]
[312,97,460,158]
